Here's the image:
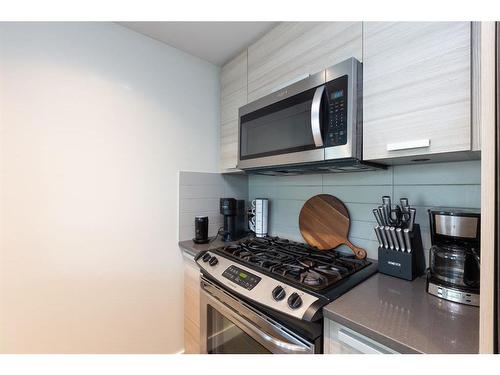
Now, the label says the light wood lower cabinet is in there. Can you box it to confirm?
[183,253,201,354]
[324,318,399,354]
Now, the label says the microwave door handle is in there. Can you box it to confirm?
[310,85,325,147]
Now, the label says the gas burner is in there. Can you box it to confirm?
[234,249,253,258]
[223,244,241,253]
[317,264,348,276]
[245,243,270,251]
[299,259,316,268]
[272,238,291,246]
[300,270,327,287]
[213,236,372,291]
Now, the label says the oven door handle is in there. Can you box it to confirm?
[201,280,313,354]
[224,306,311,354]
[310,85,325,147]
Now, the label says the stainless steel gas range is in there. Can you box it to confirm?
[195,237,378,354]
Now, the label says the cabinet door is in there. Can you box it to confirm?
[247,22,362,102]
[183,254,201,354]
[324,319,399,354]
[220,50,247,172]
[363,22,472,161]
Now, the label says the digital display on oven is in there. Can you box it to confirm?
[222,265,261,290]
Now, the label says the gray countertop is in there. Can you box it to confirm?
[179,237,251,258]
[323,273,479,354]
[179,238,225,258]
[179,239,479,354]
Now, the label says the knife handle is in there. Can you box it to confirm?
[403,229,412,253]
[374,226,384,248]
[383,204,391,226]
[378,226,389,249]
[385,226,394,250]
[378,206,387,226]
[396,228,406,252]
[400,198,409,211]
[373,209,384,226]
[408,208,416,232]
[382,196,391,207]
[389,227,399,251]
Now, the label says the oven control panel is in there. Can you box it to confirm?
[222,265,261,290]
[196,251,323,321]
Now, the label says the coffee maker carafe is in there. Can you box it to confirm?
[220,198,246,242]
[427,209,481,306]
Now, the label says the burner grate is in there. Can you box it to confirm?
[214,236,370,291]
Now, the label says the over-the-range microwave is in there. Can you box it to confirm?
[237,57,383,174]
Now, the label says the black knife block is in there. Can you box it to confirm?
[377,224,426,281]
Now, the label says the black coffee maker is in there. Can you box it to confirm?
[220,198,246,242]
[427,209,481,306]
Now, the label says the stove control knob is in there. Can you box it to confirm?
[208,257,218,266]
[271,286,286,301]
[287,292,302,309]
[202,253,211,262]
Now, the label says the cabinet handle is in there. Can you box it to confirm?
[338,329,390,354]
[387,139,430,151]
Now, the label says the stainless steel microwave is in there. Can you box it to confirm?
[237,57,378,174]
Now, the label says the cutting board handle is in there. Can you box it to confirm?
[345,240,367,260]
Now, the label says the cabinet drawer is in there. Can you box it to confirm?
[324,319,399,354]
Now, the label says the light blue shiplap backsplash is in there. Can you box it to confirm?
[248,160,481,263]
[179,172,248,241]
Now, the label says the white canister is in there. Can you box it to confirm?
[249,198,268,237]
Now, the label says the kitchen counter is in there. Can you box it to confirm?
[179,239,224,258]
[323,273,479,354]
[179,237,251,258]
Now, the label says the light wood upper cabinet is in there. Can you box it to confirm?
[363,22,475,162]
[220,50,247,172]
[247,22,362,102]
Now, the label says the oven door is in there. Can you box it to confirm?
[200,277,317,354]
[237,71,326,170]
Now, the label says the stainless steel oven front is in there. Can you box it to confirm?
[200,276,319,354]
[237,57,362,170]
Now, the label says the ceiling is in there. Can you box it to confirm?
[118,22,279,66]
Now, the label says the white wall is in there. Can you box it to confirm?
[0,22,220,353]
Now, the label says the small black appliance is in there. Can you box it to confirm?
[219,198,246,242]
[194,216,209,244]
[427,209,481,306]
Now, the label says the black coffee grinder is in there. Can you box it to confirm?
[220,198,246,242]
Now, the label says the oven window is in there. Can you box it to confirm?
[207,306,271,354]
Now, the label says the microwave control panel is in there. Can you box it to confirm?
[325,75,348,147]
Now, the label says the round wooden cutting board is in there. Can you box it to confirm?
[299,194,367,259]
